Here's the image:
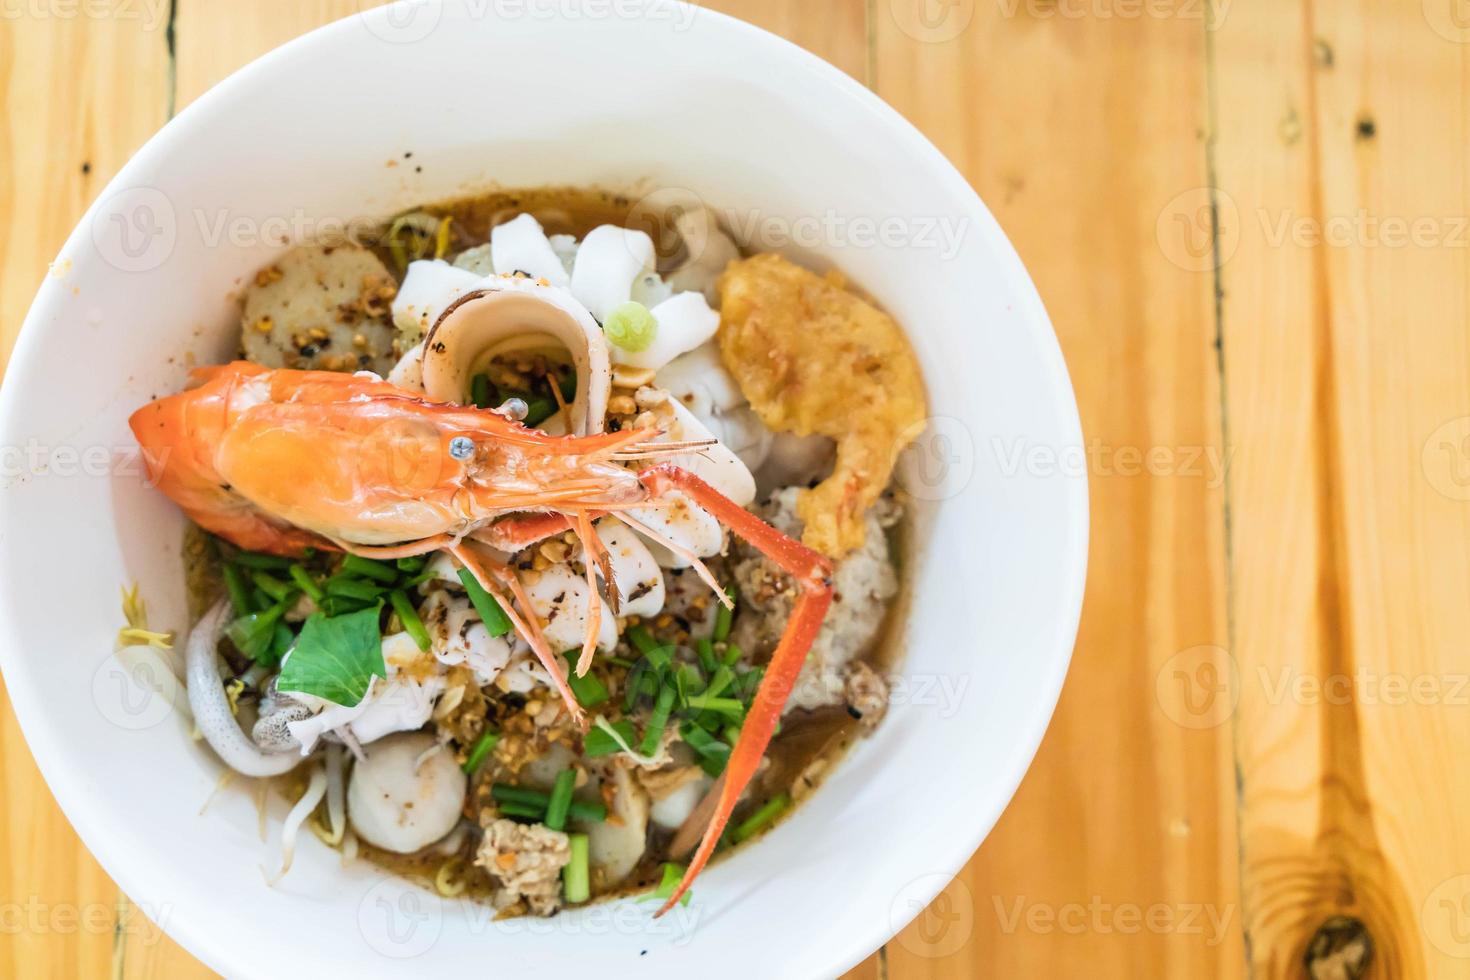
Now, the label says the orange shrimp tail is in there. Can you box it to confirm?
[638,464,834,917]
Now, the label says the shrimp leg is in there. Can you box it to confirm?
[636,463,834,917]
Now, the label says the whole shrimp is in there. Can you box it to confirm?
[130,360,832,915]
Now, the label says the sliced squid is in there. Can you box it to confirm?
[186,600,302,778]
[593,519,666,618]
[285,633,444,752]
[661,197,742,304]
[663,399,756,507]
[392,260,483,338]
[570,224,656,323]
[347,732,466,853]
[584,765,649,885]
[387,341,425,392]
[614,290,721,371]
[490,213,571,287]
[623,491,724,570]
[420,590,513,686]
[519,564,617,653]
[420,277,610,435]
[657,342,746,415]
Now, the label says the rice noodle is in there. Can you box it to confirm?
[265,763,327,885]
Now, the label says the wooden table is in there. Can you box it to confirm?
[2,1,1466,976]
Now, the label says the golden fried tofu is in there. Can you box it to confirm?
[717,253,926,557]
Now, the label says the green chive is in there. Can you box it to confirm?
[584,718,638,758]
[395,555,428,574]
[683,695,744,715]
[222,564,254,615]
[545,769,576,832]
[651,862,692,906]
[696,637,717,674]
[462,730,500,774]
[640,684,677,756]
[521,396,558,428]
[564,834,590,903]
[231,551,292,571]
[325,576,385,601]
[702,665,735,701]
[456,567,513,637]
[321,595,374,617]
[500,800,547,821]
[732,794,790,843]
[389,590,431,651]
[224,602,288,665]
[626,625,660,656]
[563,654,609,707]
[493,783,607,823]
[288,564,325,604]
[399,569,438,590]
[250,570,294,604]
[342,554,399,584]
[722,643,744,668]
[470,373,493,409]
[712,585,737,642]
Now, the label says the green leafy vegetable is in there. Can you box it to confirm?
[275,605,386,707]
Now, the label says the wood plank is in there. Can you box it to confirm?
[873,5,1241,977]
[1214,1,1470,976]
[0,8,169,979]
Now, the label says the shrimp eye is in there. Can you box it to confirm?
[448,436,475,461]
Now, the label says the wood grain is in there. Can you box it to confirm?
[0,7,169,979]
[872,3,1242,977]
[1215,1,1470,976]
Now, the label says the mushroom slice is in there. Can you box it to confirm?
[347,732,466,854]
[421,278,611,435]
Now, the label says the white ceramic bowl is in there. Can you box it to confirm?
[0,3,1086,977]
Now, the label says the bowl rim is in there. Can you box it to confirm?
[0,2,1088,975]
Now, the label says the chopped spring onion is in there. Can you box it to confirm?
[491,783,607,822]
[564,834,590,903]
[562,654,609,707]
[519,395,557,428]
[342,554,399,584]
[455,567,513,637]
[639,684,677,757]
[462,730,500,774]
[623,660,657,712]
[251,570,295,605]
[395,555,428,574]
[325,576,385,602]
[225,602,288,664]
[652,862,691,906]
[288,564,325,604]
[231,550,293,571]
[695,637,718,674]
[389,590,431,651]
[626,625,661,656]
[680,722,731,776]
[222,564,254,615]
[722,643,745,668]
[583,718,638,758]
[499,801,547,821]
[545,769,576,832]
[712,584,737,642]
[732,794,791,844]
[470,373,493,410]
[702,665,736,701]
[683,695,744,716]
[602,301,657,353]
